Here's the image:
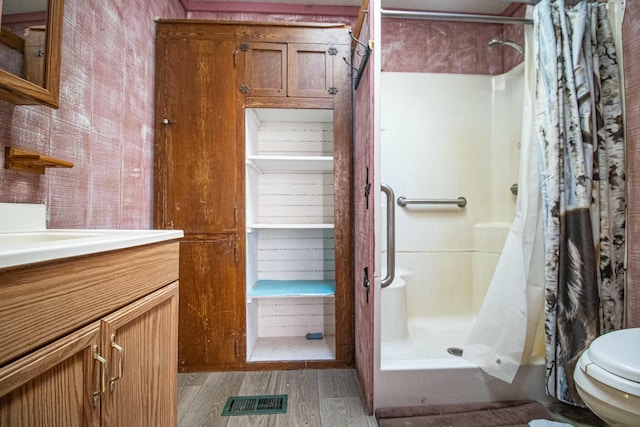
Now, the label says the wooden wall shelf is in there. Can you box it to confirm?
[4,147,73,174]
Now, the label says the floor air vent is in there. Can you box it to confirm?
[222,395,288,416]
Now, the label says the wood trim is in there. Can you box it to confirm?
[100,282,178,328]
[352,0,370,49]
[0,28,25,52]
[0,0,64,107]
[243,96,333,109]
[332,42,355,365]
[178,359,353,373]
[157,19,351,29]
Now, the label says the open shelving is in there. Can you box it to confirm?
[245,107,336,362]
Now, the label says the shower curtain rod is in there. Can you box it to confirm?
[381,8,533,25]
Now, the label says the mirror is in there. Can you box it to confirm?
[0,0,64,108]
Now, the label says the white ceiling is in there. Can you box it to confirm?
[194,0,517,14]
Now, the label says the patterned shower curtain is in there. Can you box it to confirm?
[534,0,625,405]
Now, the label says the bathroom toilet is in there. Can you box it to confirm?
[573,328,640,427]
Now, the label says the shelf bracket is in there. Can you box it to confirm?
[4,146,73,174]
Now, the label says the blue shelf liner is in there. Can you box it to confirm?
[248,280,336,297]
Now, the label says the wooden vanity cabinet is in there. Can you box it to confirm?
[0,243,180,427]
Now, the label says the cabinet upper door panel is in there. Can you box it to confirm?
[288,43,333,98]
[156,37,240,233]
[244,42,287,97]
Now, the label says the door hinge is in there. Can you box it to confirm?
[328,87,338,95]
[364,166,371,210]
[240,85,251,94]
[363,266,370,303]
[328,46,338,56]
[240,43,249,52]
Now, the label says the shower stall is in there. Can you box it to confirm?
[352,0,627,413]
[375,63,548,407]
[364,3,549,410]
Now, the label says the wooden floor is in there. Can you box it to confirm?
[178,368,607,427]
[178,369,378,426]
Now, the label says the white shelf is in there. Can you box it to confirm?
[248,336,336,362]
[247,155,333,173]
[248,223,334,230]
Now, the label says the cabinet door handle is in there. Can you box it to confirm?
[92,345,108,407]
[109,333,124,392]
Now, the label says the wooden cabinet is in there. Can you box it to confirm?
[177,238,242,370]
[155,33,241,234]
[243,42,287,97]
[0,323,101,427]
[242,41,336,98]
[100,284,178,427]
[287,43,335,98]
[0,243,180,427]
[155,24,246,370]
[155,21,353,371]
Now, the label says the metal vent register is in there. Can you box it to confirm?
[222,395,288,416]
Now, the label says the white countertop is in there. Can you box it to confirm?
[0,229,184,269]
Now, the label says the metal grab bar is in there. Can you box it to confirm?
[381,184,395,288]
[397,196,467,208]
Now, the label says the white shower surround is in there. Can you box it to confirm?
[375,65,549,407]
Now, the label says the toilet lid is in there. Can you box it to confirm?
[589,328,640,383]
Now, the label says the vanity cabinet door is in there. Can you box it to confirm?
[0,323,102,427]
[100,283,178,427]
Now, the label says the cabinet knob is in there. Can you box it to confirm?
[161,118,175,125]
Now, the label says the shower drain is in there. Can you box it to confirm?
[447,347,463,357]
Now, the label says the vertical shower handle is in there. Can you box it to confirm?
[381,183,395,288]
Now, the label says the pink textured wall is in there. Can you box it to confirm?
[0,0,185,229]
[381,19,506,74]
[623,1,640,327]
[381,6,525,75]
